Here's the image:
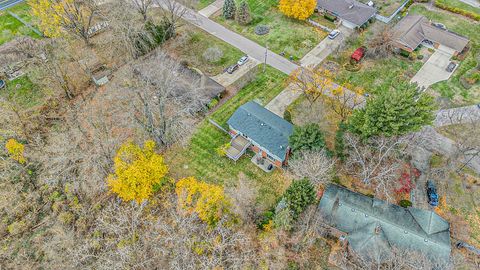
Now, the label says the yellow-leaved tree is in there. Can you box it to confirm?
[107,140,169,203]
[279,0,316,21]
[29,0,98,44]
[176,177,231,226]
[5,139,26,164]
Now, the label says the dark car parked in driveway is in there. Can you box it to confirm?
[227,64,239,74]
[446,62,456,72]
[426,180,439,207]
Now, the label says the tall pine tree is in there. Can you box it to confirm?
[348,82,436,138]
[236,1,252,25]
[223,0,236,20]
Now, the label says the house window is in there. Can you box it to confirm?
[266,153,275,161]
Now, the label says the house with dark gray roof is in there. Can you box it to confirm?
[319,184,451,262]
[226,101,293,168]
[393,15,469,55]
[317,0,377,29]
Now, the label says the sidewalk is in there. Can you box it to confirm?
[198,0,223,18]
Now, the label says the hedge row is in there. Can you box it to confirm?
[435,1,480,21]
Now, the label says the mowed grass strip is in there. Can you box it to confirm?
[0,3,41,45]
[166,67,290,207]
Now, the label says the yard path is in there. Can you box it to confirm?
[198,0,223,18]
[155,0,298,75]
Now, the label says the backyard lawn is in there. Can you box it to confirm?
[0,3,41,45]
[410,5,480,106]
[166,67,290,208]
[196,0,216,10]
[213,0,326,60]
[359,0,406,17]
[327,22,423,95]
[164,27,244,76]
[0,75,44,109]
[436,0,480,17]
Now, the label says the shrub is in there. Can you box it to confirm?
[203,46,224,62]
[417,54,424,60]
[283,179,316,219]
[236,1,252,25]
[5,138,26,164]
[273,208,293,230]
[324,13,336,22]
[254,25,270,35]
[399,199,413,208]
[334,122,347,161]
[283,109,292,122]
[435,1,480,21]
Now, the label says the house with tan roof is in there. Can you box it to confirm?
[392,15,469,56]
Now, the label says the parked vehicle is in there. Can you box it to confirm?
[446,62,456,72]
[227,64,239,74]
[237,55,249,66]
[426,180,439,207]
[0,79,5,89]
[433,22,447,30]
[328,29,340,40]
[351,47,366,62]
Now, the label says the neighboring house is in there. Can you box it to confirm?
[392,15,469,56]
[317,0,377,29]
[319,184,451,262]
[226,101,293,168]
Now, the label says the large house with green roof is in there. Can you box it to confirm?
[319,184,451,262]
[226,101,293,168]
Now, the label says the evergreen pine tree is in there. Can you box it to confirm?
[236,1,252,25]
[223,0,236,20]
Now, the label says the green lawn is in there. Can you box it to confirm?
[0,3,41,45]
[436,0,480,17]
[213,0,326,60]
[1,75,44,109]
[166,67,290,208]
[196,0,216,10]
[410,5,480,106]
[358,0,406,17]
[327,22,423,95]
[165,27,244,76]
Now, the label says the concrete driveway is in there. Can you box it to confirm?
[411,47,455,90]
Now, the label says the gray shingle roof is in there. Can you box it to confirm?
[393,15,469,52]
[319,185,451,260]
[317,0,376,27]
[227,101,293,161]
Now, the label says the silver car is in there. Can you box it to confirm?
[237,55,249,66]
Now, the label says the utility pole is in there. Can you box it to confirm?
[264,42,268,73]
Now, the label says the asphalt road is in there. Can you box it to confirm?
[155,0,298,75]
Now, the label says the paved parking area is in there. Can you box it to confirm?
[212,58,260,87]
[411,47,455,90]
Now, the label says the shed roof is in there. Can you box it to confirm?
[393,15,469,52]
[227,101,293,161]
[319,184,451,261]
[317,0,376,27]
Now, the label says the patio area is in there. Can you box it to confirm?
[251,153,275,173]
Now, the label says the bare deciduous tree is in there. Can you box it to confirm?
[289,150,335,186]
[131,53,208,148]
[127,0,154,21]
[366,25,395,59]
[344,133,407,201]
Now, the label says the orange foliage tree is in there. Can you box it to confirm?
[176,177,231,226]
[278,0,316,21]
